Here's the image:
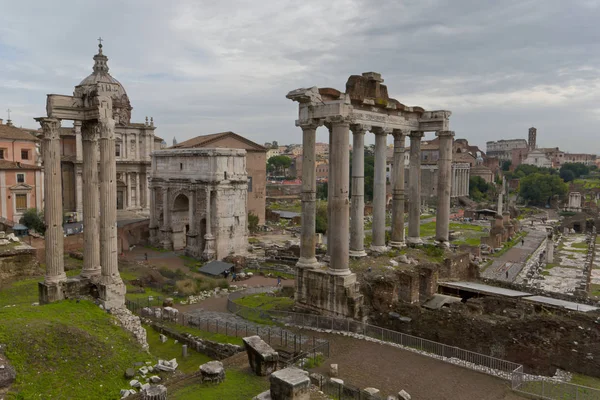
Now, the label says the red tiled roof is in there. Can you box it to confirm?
[0,160,40,170]
[0,124,39,142]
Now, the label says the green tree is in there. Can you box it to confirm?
[560,163,590,179]
[316,182,328,200]
[247,212,259,233]
[559,168,576,182]
[267,155,292,176]
[501,160,512,171]
[20,208,45,234]
[469,176,491,201]
[315,202,328,234]
[519,173,568,206]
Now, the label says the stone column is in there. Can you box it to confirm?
[326,126,332,256]
[327,118,351,275]
[146,133,152,161]
[203,187,215,260]
[407,131,424,245]
[297,120,320,268]
[37,118,66,285]
[371,127,389,252]
[98,112,125,308]
[127,173,133,209]
[435,131,454,246]
[136,173,141,209]
[161,186,172,250]
[145,174,151,209]
[188,189,196,233]
[350,124,369,257]
[390,130,407,248]
[135,133,140,161]
[75,169,83,220]
[74,121,83,162]
[81,122,101,278]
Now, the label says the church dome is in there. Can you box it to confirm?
[75,42,132,125]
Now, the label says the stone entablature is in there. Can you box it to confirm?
[149,148,248,260]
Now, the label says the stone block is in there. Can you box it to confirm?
[329,363,338,377]
[200,360,225,383]
[269,367,310,400]
[364,387,380,395]
[243,335,279,376]
[398,389,411,400]
[141,384,167,400]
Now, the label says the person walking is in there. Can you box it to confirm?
[277,276,281,287]
[144,253,148,262]
[232,271,236,282]
[521,238,525,246]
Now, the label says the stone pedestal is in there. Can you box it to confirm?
[243,336,279,376]
[200,360,225,383]
[141,385,167,400]
[294,268,363,319]
[269,367,311,400]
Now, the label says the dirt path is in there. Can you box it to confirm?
[305,331,527,400]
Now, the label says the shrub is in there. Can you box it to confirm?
[20,208,45,234]
[248,212,259,233]
[175,279,197,296]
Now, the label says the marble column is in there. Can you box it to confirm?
[371,127,389,252]
[145,174,151,209]
[435,131,454,246]
[135,133,140,161]
[136,173,141,209]
[81,122,101,278]
[74,121,83,161]
[350,124,369,257]
[127,173,133,209]
[407,131,424,245]
[98,113,125,307]
[327,118,351,275]
[326,126,332,256]
[37,118,66,284]
[203,188,215,260]
[390,130,407,248]
[297,120,320,268]
[75,170,83,219]
[161,186,172,249]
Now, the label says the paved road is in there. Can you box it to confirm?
[482,225,548,282]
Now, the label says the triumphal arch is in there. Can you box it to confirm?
[287,72,453,318]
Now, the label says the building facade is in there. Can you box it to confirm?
[58,47,163,221]
[149,148,248,260]
[486,139,528,161]
[0,120,43,224]
[172,132,267,224]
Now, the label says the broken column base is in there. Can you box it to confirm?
[295,268,363,320]
[38,276,94,304]
[253,367,311,400]
[98,278,127,310]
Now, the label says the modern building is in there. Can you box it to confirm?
[58,45,164,221]
[0,119,43,225]
[172,132,267,224]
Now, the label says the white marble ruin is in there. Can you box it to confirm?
[567,192,582,212]
[287,72,453,317]
[36,42,132,308]
[149,148,249,260]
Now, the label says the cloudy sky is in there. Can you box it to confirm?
[1,0,600,152]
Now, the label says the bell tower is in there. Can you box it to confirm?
[528,127,537,150]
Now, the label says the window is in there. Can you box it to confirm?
[115,144,121,157]
[0,149,4,159]
[21,150,29,160]
[248,176,253,192]
[180,163,183,170]
[15,194,27,212]
[16,174,24,183]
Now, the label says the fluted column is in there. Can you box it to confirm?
[435,131,454,246]
[161,186,172,250]
[326,126,332,256]
[390,130,407,248]
[407,131,424,245]
[98,111,125,307]
[371,127,389,252]
[350,124,369,257]
[81,122,101,278]
[75,170,83,219]
[327,118,351,275]
[297,120,320,268]
[37,118,66,284]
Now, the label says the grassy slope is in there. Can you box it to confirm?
[171,367,269,400]
[145,326,211,374]
[0,301,150,400]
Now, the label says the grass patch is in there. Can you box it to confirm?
[171,367,269,400]
[244,268,295,280]
[0,276,40,305]
[268,200,302,213]
[590,284,600,298]
[159,321,244,346]
[304,353,325,369]
[233,292,294,312]
[571,373,600,389]
[0,301,150,400]
[144,245,171,253]
[179,254,201,268]
[145,326,212,373]
[248,237,260,244]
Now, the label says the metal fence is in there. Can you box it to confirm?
[312,374,383,400]
[512,369,600,400]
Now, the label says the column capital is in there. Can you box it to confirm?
[371,126,393,136]
[436,130,455,138]
[409,130,424,139]
[296,119,323,130]
[392,129,409,139]
[36,117,61,140]
[350,124,371,135]
[81,121,100,142]
[98,118,116,140]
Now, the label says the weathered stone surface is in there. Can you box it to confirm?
[155,358,178,372]
[124,368,135,379]
[141,384,167,400]
[330,378,344,385]
[243,335,279,376]
[329,364,338,377]
[0,358,16,389]
[200,360,225,383]
[111,307,148,350]
[398,389,411,400]
[269,367,310,400]
[364,387,380,395]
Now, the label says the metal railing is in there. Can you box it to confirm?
[512,372,600,400]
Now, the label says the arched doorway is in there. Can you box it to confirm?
[171,193,190,250]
